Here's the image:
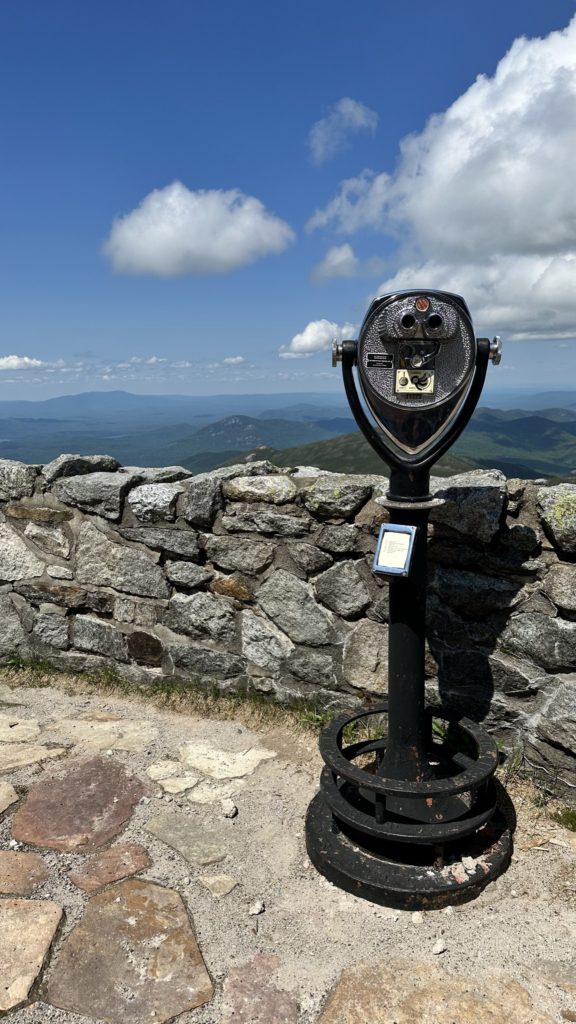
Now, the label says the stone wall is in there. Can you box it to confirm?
[1,454,576,797]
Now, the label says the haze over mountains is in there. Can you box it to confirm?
[0,389,575,480]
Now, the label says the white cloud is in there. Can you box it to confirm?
[103,181,295,276]
[310,243,386,282]
[279,319,357,359]
[309,98,378,164]
[307,18,576,338]
[222,355,245,365]
[0,355,47,370]
[311,244,359,281]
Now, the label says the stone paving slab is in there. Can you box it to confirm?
[0,898,62,1013]
[0,779,18,814]
[317,961,557,1023]
[50,714,158,751]
[0,713,40,742]
[12,756,147,851]
[44,879,213,1023]
[146,812,228,867]
[0,742,67,772]
[179,737,276,779]
[66,841,152,893]
[0,850,49,895]
[222,953,300,1024]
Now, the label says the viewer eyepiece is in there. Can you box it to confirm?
[400,313,416,330]
[426,313,443,331]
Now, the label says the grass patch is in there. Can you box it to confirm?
[0,659,337,739]
[551,806,576,832]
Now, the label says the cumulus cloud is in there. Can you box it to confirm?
[222,355,245,365]
[103,181,295,276]
[311,244,359,281]
[0,355,47,370]
[307,18,576,338]
[279,319,357,359]
[310,243,385,282]
[309,98,378,164]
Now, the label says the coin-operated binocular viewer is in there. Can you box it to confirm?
[305,290,513,908]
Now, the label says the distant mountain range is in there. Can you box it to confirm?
[0,389,575,479]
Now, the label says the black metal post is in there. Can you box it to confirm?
[383,502,429,787]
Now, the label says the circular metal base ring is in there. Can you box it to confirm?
[305,790,512,911]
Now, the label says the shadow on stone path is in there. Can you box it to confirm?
[1,678,576,1023]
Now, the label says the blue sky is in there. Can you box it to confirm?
[1,0,576,399]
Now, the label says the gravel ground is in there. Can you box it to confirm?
[2,676,576,1023]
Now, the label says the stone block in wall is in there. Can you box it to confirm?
[258,570,336,646]
[163,592,236,642]
[501,523,540,553]
[314,524,359,554]
[181,476,223,528]
[0,460,39,500]
[354,498,390,535]
[342,619,388,694]
[221,507,311,536]
[240,609,294,670]
[126,631,164,666]
[537,484,576,554]
[42,453,121,482]
[210,574,254,602]
[3,504,73,525]
[542,564,576,614]
[73,615,129,662]
[427,595,502,649]
[165,562,214,589]
[429,567,523,618]
[114,597,162,627]
[536,678,576,757]
[223,475,297,505]
[127,482,184,522]
[202,535,275,574]
[501,613,576,672]
[204,459,283,481]
[23,521,70,558]
[47,564,73,580]
[15,581,87,609]
[428,469,506,542]
[0,594,30,658]
[288,543,333,576]
[168,643,245,679]
[286,648,336,689]
[32,608,69,650]
[118,527,200,561]
[120,465,191,484]
[52,470,141,520]
[0,518,45,582]
[314,562,371,619]
[76,521,169,599]
[301,477,371,519]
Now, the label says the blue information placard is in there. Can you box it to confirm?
[372,523,417,577]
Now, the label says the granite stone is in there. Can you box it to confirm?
[0,898,63,1013]
[146,813,227,866]
[44,880,213,1022]
[12,756,147,851]
[67,842,152,893]
[0,851,50,895]
[76,520,169,598]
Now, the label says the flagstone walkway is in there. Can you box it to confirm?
[1,677,576,1023]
